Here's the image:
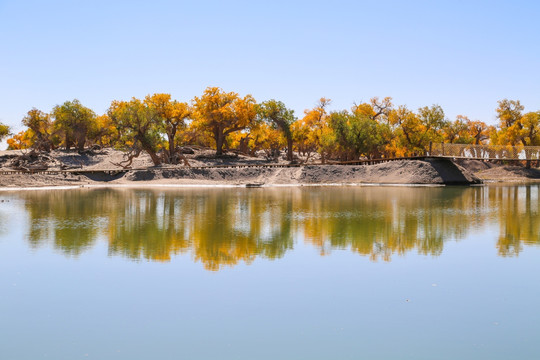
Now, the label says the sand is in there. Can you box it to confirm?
[474,166,540,181]
[0,148,486,188]
[454,159,540,182]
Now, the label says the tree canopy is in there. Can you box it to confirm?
[192,87,257,156]
[257,100,296,161]
[52,99,96,151]
[6,90,539,167]
[108,97,163,166]
[0,122,10,141]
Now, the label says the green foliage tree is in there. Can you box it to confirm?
[52,100,96,151]
[257,100,296,161]
[0,122,10,141]
[417,104,446,143]
[329,111,389,160]
[108,98,163,166]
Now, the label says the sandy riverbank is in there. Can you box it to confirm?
[0,148,491,188]
[1,148,539,189]
[455,159,540,183]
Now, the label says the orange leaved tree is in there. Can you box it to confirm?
[192,87,257,156]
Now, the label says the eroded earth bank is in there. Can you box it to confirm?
[0,148,493,187]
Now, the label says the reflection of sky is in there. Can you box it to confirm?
[0,194,28,246]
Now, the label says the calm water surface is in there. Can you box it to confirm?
[0,185,539,360]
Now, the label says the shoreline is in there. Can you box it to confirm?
[4,178,540,192]
[2,148,539,190]
[0,157,484,189]
[0,182,453,192]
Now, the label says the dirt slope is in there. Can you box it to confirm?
[0,150,482,188]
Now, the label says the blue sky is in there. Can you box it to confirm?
[1,0,539,137]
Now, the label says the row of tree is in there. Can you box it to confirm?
[2,87,539,165]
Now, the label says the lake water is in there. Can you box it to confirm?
[0,185,539,360]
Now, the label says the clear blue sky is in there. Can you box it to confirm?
[1,0,539,137]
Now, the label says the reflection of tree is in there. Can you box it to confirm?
[107,190,190,261]
[22,188,295,269]
[494,186,540,256]
[20,184,540,268]
[189,190,294,270]
[24,189,111,255]
[297,187,473,261]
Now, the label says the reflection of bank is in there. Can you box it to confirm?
[19,185,540,269]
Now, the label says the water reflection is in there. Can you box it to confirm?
[18,185,540,269]
[493,186,540,256]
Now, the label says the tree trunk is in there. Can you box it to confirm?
[167,133,175,162]
[145,148,162,166]
[286,136,293,161]
[238,135,250,154]
[77,135,86,152]
[139,138,161,166]
[215,132,225,156]
[167,125,177,161]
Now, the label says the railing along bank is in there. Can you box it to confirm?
[428,143,540,160]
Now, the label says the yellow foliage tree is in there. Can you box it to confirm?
[144,93,192,162]
[491,99,526,146]
[296,98,332,162]
[21,108,52,151]
[251,122,283,158]
[519,112,540,146]
[7,130,32,150]
[89,114,118,147]
[192,87,257,156]
[468,120,491,145]
[107,98,164,166]
[443,115,474,144]
[352,96,393,123]
[388,105,445,156]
